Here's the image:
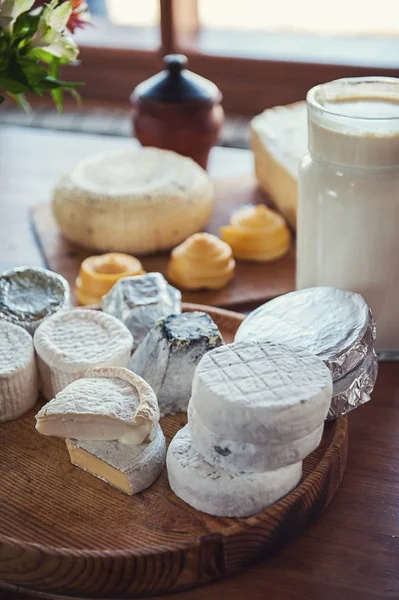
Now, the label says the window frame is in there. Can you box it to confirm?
[67,0,399,114]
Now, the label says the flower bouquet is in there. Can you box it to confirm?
[0,0,90,110]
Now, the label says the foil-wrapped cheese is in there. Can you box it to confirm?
[328,349,378,421]
[235,287,375,381]
[102,273,181,349]
[0,267,71,334]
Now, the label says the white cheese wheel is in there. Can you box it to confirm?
[191,340,332,445]
[52,147,214,255]
[0,321,39,422]
[36,367,159,444]
[250,102,307,229]
[188,401,324,472]
[66,423,166,495]
[167,425,302,517]
[34,309,133,400]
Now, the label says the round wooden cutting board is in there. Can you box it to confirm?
[0,304,348,600]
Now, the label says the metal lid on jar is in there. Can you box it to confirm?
[131,54,222,106]
[235,287,375,381]
[0,267,71,335]
[328,348,378,421]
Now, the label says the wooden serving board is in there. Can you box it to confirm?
[0,303,347,600]
[31,176,296,310]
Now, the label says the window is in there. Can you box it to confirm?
[68,0,399,115]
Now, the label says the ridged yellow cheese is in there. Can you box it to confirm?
[168,233,235,290]
[75,253,145,305]
[220,204,291,262]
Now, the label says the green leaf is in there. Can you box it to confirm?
[8,91,32,113]
[50,86,63,112]
[67,86,81,104]
[0,69,30,93]
[0,95,5,104]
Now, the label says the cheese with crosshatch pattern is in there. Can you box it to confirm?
[190,340,332,446]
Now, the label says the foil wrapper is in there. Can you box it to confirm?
[0,267,71,335]
[235,287,375,381]
[102,272,181,349]
[327,348,378,421]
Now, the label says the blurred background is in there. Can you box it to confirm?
[2,0,399,147]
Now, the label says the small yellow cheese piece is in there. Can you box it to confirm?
[75,253,145,305]
[167,233,235,290]
[220,204,291,262]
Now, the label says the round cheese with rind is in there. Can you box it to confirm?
[191,340,332,445]
[34,309,133,399]
[188,401,324,472]
[167,425,302,517]
[35,367,159,444]
[0,321,39,422]
[52,147,214,255]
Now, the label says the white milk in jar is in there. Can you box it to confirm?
[297,77,399,357]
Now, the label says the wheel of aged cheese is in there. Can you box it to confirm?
[0,321,39,422]
[190,340,332,445]
[36,367,160,444]
[34,309,133,400]
[188,401,324,472]
[52,147,214,255]
[66,423,166,496]
[167,425,302,517]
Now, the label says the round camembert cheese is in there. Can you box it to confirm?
[36,367,159,444]
[52,147,214,255]
[0,321,39,422]
[190,340,332,446]
[34,309,133,399]
[188,401,324,472]
[66,423,166,495]
[167,425,302,517]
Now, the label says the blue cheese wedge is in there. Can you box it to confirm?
[130,311,224,416]
[35,367,159,444]
[66,424,166,495]
[188,401,324,472]
[191,340,332,446]
[34,308,133,400]
[102,272,181,350]
[0,321,39,422]
[167,425,302,517]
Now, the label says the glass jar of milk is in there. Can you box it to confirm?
[297,77,399,358]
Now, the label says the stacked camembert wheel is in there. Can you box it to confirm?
[36,367,166,495]
[167,339,333,517]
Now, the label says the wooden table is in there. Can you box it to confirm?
[1,125,398,600]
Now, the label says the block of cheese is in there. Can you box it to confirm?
[0,321,39,422]
[52,147,214,255]
[130,312,223,416]
[191,340,332,445]
[34,309,133,400]
[66,423,166,495]
[36,367,159,444]
[250,102,307,229]
[167,425,302,517]
[102,273,181,350]
[188,401,324,472]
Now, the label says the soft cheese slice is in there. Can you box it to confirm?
[34,308,133,399]
[250,101,307,229]
[66,424,166,495]
[36,367,159,444]
[0,321,39,422]
[191,340,332,445]
[130,312,224,416]
[188,401,324,472]
[167,425,302,517]
[52,147,214,255]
